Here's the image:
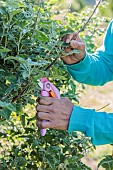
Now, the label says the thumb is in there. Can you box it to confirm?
[70,40,85,52]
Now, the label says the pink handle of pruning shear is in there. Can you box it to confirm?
[40,90,49,136]
[40,77,60,136]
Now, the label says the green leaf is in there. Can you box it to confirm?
[35,30,49,42]
[0,48,10,52]
[5,56,25,63]
[22,71,29,79]
[26,58,50,66]
[0,108,12,120]
[0,69,5,72]
[69,80,76,94]
[98,155,113,169]
[5,84,16,94]
[0,101,16,111]
[62,49,81,56]
[49,75,66,80]
[40,44,52,51]
[9,9,22,17]
[20,115,25,127]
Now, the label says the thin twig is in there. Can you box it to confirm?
[45,1,73,71]
[45,58,58,71]
[30,1,43,40]
[76,0,102,35]
[12,2,43,101]
[30,14,39,40]
[96,103,110,111]
[12,82,30,102]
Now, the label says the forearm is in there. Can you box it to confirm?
[68,106,113,145]
[66,51,113,86]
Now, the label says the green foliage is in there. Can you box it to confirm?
[99,0,113,18]
[98,155,113,170]
[0,0,111,169]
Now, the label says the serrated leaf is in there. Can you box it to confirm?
[62,49,81,56]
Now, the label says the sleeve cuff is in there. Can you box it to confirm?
[68,106,94,138]
[65,51,91,70]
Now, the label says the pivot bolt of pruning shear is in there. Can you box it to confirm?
[46,83,50,88]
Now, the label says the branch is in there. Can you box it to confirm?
[76,0,102,35]
[45,0,102,70]
[30,1,43,40]
[30,14,39,40]
[45,58,58,71]
[12,82,30,102]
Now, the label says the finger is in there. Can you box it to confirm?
[38,97,54,106]
[36,120,52,129]
[70,54,81,63]
[36,97,53,104]
[36,105,52,113]
[65,34,74,43]
[65,31,78,43]
[70,40,85,51]
[61,97,71,102]
[64,47,71,53]
[72,31,80,40]
[37,112,51,121]
[61,34,72,42]
[62,33,75,43]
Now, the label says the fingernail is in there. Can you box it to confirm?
[66,39,70,43]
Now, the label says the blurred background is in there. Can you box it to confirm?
[54,0,113,17]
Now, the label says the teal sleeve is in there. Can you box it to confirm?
[67,21,113,145]
[66,20,113,86]
[68,106,113,145]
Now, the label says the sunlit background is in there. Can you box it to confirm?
[54,0,113,17]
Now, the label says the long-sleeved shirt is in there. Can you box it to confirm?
[66,20,113,145]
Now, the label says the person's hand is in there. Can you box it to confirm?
[61,32,86,65]
[36,97,74,130]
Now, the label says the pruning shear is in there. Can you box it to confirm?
[38,77,60,136]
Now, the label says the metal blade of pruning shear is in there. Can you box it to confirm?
[38,81,43,89]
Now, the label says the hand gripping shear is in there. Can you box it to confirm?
[38,77,60,136]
